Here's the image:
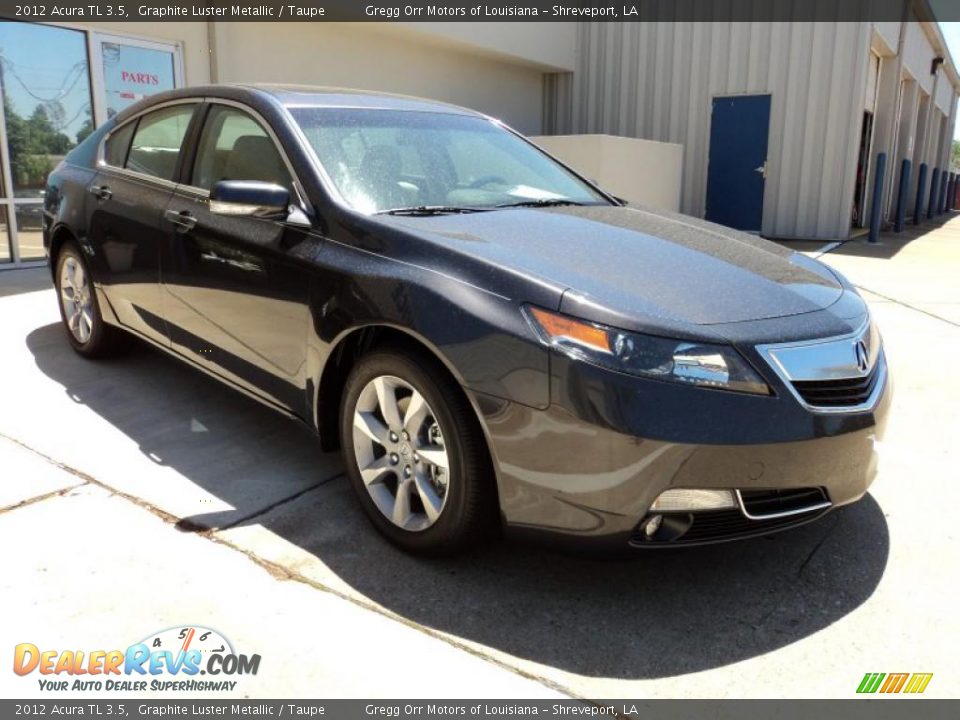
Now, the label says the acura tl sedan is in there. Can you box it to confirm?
[43,85,889,555]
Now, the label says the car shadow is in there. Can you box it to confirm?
[26,322,890,680]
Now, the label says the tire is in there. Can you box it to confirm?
[340,348,495,555]
[54,242,129,358]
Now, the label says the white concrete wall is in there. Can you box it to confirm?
[903,20,937,92]
[874,21,901,54]
[396,22,576,71]
[210,23,546,133]
[529,134,683,211]
[65,21,550,135]
[935,74,955,114]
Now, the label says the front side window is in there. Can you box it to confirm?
[126,104,196,181]
[289,108,607,213]
[191,105,292,191]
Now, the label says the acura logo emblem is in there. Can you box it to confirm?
[854,340,870,373]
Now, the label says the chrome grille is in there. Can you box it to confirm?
[738,487,830,517]
[757,320,887,413]
[791,363,882,408]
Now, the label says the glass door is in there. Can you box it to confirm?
[0,24,182,268]
[90,33,183,125]
[0,21,94,266]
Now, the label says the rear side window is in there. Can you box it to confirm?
[103,122,135,168]
[191,105,292,191]
[126,104,197,182]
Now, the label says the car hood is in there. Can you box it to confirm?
[375,204,843,327]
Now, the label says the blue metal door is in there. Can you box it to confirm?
[705,94,771,232]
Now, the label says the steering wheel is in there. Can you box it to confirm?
[467,175,508,189]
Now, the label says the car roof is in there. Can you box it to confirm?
[112,83,481,125]
[243,83,479,115]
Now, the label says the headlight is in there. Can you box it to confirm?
[524,306,769,395]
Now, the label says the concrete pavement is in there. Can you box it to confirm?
[0,214,958,699]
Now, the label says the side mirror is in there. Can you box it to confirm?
[209,180,290,219]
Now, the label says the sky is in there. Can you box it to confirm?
[941,23,960,141]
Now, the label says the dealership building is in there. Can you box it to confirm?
[1,6,958,267]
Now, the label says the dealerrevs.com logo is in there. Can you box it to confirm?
[13,626,260,692]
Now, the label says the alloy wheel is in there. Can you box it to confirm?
[352,374,450,531]
[59,255,94,345]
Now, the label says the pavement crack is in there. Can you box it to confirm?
[204,471,345,532]
[0,432,182,524]
[0,434,572,698]
[0,482,88,516]
[850,284,960,328]
[204,530,579,700]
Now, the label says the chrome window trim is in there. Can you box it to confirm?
[96,97,310,213]
[756,319,888,414]
[178,97,310,210]
[97,98,200,190]
[735,489,833,521]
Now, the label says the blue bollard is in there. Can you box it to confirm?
[915,163,928,224]
[868,152,886,244]
[895,158,911,232]
[928,168,940,219]
[939,171,949,214]
[950,173,957,211]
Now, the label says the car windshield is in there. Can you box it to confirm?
[288,107,609,213]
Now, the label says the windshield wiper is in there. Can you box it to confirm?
[380,205,487,216]
[494,198,589,209]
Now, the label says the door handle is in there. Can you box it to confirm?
[754,162,767,179]
[164,209,198,232]
[88,185,112,201]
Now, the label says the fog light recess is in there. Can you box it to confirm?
[649,488,737,513]
[642,514,663,538]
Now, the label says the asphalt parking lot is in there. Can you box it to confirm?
[1,215,958,699]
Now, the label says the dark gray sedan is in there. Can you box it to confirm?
[42,84,889,555]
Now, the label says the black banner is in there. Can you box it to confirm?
[1,0,959,23]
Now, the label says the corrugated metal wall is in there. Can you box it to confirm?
[546,21,875,241]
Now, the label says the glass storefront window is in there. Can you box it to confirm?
[0,23,94,198]
[14,205,45,261]
[0,207,10,264]
[0,23,180,267]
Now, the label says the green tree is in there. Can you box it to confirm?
[952,139,960,173]
[2,95,75,191]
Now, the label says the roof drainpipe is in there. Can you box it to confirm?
[207,21,220,83]
[881,1,911,220]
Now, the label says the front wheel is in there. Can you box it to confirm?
[340,349,494,555]
[55,242,129,358]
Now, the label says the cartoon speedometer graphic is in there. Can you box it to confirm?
[139,626,234,657]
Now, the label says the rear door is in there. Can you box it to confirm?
[705,94,771,232]
[160,102,311,412]
[85,101,199,345]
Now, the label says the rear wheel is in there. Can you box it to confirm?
[55,243,128,358]
[340,349,494,555]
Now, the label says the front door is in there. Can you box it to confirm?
[705,94,771,232]
[161,103,310,412]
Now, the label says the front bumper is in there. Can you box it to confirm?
[472,350,891,551]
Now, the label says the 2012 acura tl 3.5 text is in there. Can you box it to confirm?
[42,85,890,555]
